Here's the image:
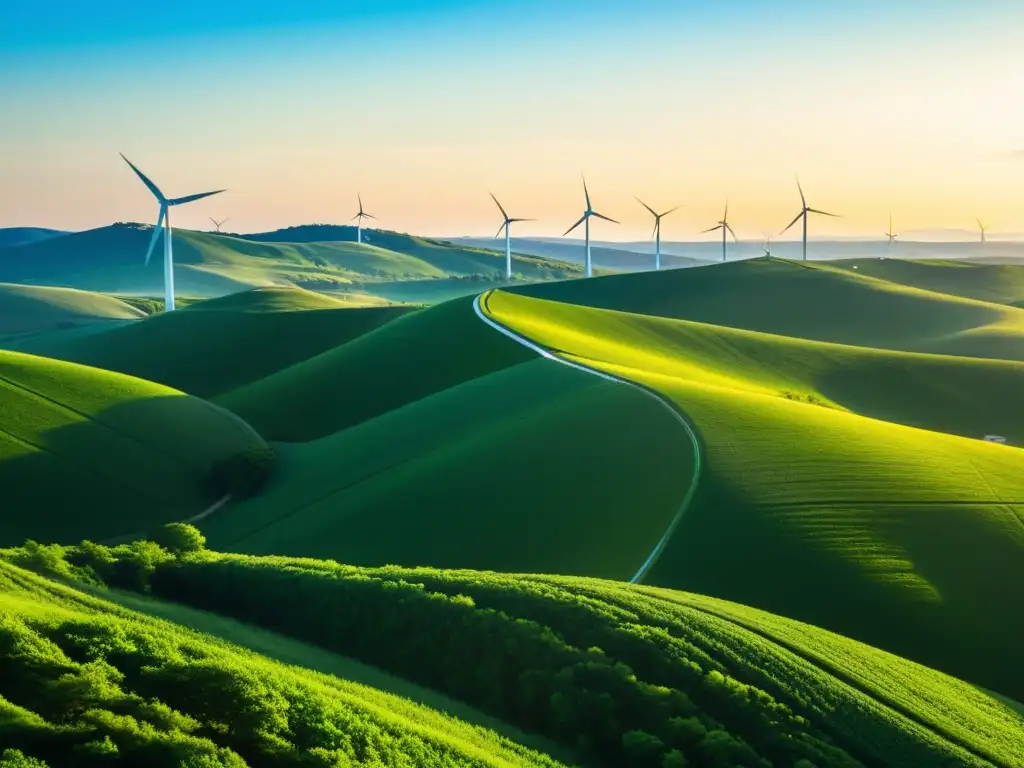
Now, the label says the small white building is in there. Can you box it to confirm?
[983,435,1007,444]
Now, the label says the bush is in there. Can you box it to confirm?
[204,447,276,500]
[150,524,206,557]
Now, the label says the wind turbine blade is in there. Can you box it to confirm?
[362,213,377,220]
[490,192,509,221]
[352,213,362,222]
[725,223,738,242]
[564,214,588,236]
[660,205,681,217]
[699,225,723,234]
[796,176,806,208]
[590,211,618,224]
[780,211,803,234]
[651,221,659,241]
[210,217,218,227]
[508,218,534,223]
[358,193,364,216]
[144,207,166,266]
[807,208,839,217]
[168,189,225,206]
[120,153,166,202]
[495,222,506,239]
[723,199,730,222]
[582,175,591,210]
[635,197,657,217]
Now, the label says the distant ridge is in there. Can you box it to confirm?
[0,226,68,248]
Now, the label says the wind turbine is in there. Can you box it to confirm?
[700,201,737,262]
[490,193,533,280]
[120,154,224,312]
[353,194,376,244]
[780,178,839,261]
[635,198,679,271]
[762,235,772,259]
[564,176,618,278]
[885,214,898,246]
[977,218,988,244]
[210,217,229,233]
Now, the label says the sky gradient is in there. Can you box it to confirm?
[2,0,1022,241]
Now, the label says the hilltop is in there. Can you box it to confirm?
[0,283,145,335]
[0,227,68,247]
[3,286,414,398]
[0,222,584,305]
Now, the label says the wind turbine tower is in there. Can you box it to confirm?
[564,176,618,278]
[885,215,898,246]
[490,193,533,280]
[353,194,376,244]
[780,178,839,261]
[977,218,988,244]
[635,198,679,271]
[763,235,772,260]
[210,217,229,233]
[700,201,738,262]
[121,154,224,312]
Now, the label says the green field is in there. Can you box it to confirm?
[4,287,415,398]
[0,283,144,335]
[831,258,1024,306]
[0,349,267,546]
[512,258,1024,361]
[0,558,564,767]
[6,542,1022,768]
[204,358,696,581]
[483,287,1024,702]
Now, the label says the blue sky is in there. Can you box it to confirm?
[2,1,1022,238]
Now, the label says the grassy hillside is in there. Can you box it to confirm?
[0,559,564,767]
[483,288,1024,701]
[513,258,1024,361]
[832,258,1024,305]
[218,295,537,441]
[0,227,67,248]
[205,358,696,581]
[0,223,583,303]
[0,349,266,546]
[10,543,1022,768]
[0,283,144,335]
[4,287,415,398]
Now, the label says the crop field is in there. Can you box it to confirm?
[0,283,145,335]
[4,287,415,398]
[0,349,267,546]
[0,559,565,767]
[7,542,1020,768]
[204,358,696,580]
[482,288,1024,702]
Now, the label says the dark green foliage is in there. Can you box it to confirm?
[149,524,206,556]
[0,561,560,767]
[204,447,276,500]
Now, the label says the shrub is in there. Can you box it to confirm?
[204,447,276,500]
[0,750,49,768]
[150,524,206,557]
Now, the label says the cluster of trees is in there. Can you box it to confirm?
[0,553,556,768]
[204,447,276,500]
[3,536,867,768]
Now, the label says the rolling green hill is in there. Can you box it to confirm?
[0,227,67,248]
[483,287,1024,701]
[205,357,696,581]
[0,283,144,335]
[0,559,565,767]
[0,223,584,305]
[217,295,538,441]
[512,257,1024,361]
[0,349,267,546]
[831,258,1024,305]
[7,544,1022,768]
[4,287,415,398]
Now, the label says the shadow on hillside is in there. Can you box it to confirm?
[0,394,261,548]
[648,475,1024,703]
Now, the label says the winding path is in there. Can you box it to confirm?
[473,291,702,584]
